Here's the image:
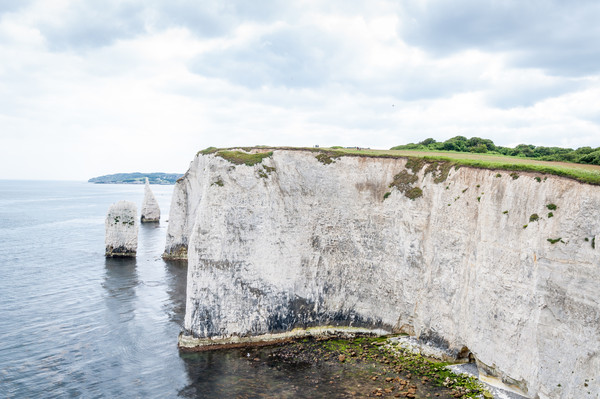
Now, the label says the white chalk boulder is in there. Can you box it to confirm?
[105,200,138,257]
[141,178,160,223]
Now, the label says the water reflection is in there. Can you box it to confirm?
[138,220,165,258]
[101,257,139,361]
[103,257,139,303]
[164,260,187,327]
[178,349,280,398]
[179,346,348,399]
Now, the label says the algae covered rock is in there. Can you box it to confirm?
[105,200,138,257]
[141,178,160,223]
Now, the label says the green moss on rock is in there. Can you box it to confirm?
[389,170,419,191]
[424,161,454,183]
[315,151,343,165]
[405,157,426,173]
[405,187,423,200]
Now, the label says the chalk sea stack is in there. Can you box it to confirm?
[105,201,138,257]
[141,178,160,223]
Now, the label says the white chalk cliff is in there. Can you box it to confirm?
[141,178,160,222]
[168,149,600,399]
[105,200,138,257]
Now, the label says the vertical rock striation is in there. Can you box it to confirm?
[170,149,600,399]
[141,178,160,222]
[105,200,138,257]
[163,158,205,259]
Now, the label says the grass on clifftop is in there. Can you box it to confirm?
[214,150,273,166]
[198,146,600,185]
[324,148,600,184]
[331,148,600,185]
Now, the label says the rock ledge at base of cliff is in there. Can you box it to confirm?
[178,326,390,352]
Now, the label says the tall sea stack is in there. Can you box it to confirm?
[141,178,160,223]
[105,201,138,257]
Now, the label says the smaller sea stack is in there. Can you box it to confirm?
[141,178,160,223]
[105,201,138,257]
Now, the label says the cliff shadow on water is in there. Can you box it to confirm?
[163,259,188,327]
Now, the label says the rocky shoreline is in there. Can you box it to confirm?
[240,335,492,398]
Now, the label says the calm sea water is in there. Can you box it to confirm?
[0,181,388,399]
[0,181,189,398]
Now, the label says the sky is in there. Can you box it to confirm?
[2,0,600,180]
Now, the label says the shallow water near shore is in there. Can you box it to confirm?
[1,180,473,398]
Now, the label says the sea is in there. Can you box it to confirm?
[0,180,377,399]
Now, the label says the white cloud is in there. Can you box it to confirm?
[0,0,599,180]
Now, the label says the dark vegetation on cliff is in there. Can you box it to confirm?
[89,172,182,184]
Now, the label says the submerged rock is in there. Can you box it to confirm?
[105,200,138,257]
[141,178,160,222]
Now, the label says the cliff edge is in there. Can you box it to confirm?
[167,148,600,399]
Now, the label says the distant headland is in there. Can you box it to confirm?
[88,172,183,185]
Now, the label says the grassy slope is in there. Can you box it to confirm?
[318,147,600,185]
[203,146,600,185]
[341,148,600,185]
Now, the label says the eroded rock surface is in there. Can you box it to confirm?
[141,178,160,222]
[170,149,600,399]
[105,200,138,257]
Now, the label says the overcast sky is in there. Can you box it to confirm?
[2,0,600,180]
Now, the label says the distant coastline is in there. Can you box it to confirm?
[88,172,183,185]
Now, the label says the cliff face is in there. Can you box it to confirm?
[169,149,600,399]
[164,157,206,259]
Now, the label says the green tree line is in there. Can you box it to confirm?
[391,136,600,166]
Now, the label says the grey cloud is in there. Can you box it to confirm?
[0,0,33,14]
[512,48,600,78]
[487,80,586,109]
[149,0,290,38]
[398,0,600,77]
[35,0,289,51]
[218,0,288,22]
[367,66,484,101]
[38,1,146,51]
[189,22,485,98]
[189,26,337,89]
[150,1,236,38]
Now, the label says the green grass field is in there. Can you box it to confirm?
[320,147,600,185]
[202,146,600,185]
